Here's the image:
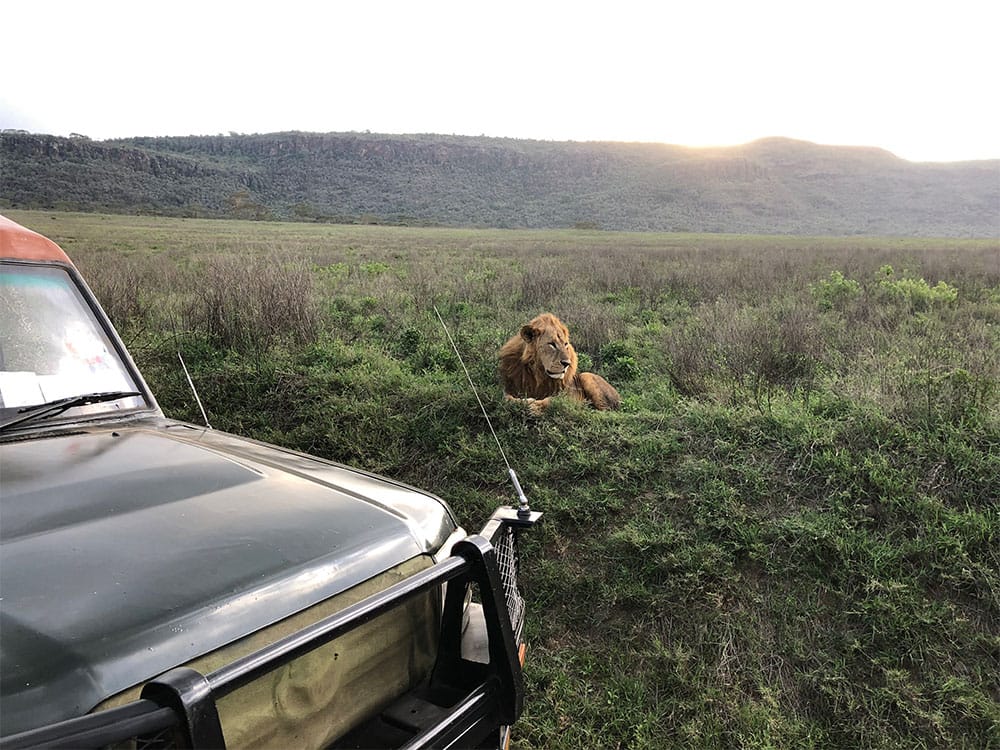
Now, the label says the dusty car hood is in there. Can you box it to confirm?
[0,419,456,736]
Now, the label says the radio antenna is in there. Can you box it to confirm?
[178,351,212,429]
[434,306,532,517]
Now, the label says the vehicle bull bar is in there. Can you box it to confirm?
[0,507,541,750]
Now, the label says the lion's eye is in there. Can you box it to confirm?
[549,342,558,349]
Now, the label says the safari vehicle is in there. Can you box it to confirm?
[0,215,540,750]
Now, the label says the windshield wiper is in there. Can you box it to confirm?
[0,391,143,433]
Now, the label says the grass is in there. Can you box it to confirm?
[7,210,999,748]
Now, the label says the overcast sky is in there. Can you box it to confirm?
[2,0,998,163]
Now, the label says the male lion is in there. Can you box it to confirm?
[498,313,621,412]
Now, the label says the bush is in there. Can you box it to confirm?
[182,253,319,357]
[661,319,715,396]
[876,265,958,312]
[600,340,642,381]
[811,270,861,311]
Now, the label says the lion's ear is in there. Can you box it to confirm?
[520,324,537,342]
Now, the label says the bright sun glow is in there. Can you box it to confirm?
[1,0,997,162]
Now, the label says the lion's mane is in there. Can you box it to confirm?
[498,312,620,411]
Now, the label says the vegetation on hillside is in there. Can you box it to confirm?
[9,210,999,748]
[3,132,998,237]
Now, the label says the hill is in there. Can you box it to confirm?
[2,131,998,236]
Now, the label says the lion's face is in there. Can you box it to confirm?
[522,316,575,380]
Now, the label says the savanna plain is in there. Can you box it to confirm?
[9,210,998,749]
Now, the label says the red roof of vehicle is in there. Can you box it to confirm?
[0,214,73,264]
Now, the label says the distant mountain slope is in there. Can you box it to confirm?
[2,131,997,236]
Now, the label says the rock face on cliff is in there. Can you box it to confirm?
[2,130,997,236]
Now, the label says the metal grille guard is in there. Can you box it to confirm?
[0,507,540,750]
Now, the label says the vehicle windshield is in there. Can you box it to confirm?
[0,262,147,427]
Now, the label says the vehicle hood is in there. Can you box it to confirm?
[0,419,457,736]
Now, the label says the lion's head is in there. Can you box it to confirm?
[498,312,579,399]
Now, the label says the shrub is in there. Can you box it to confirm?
[898,366,998,430]
[706,300,824,409]
[79,255,151,334]
[810,270,861,311]
[600,340,642,381]
[182,253,319,357]
[876,265,958,312]
[519,261,568,308]
[661,319,715,396]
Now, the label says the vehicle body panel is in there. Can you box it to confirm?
[0,417,456,735]
[0,215,72,264]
